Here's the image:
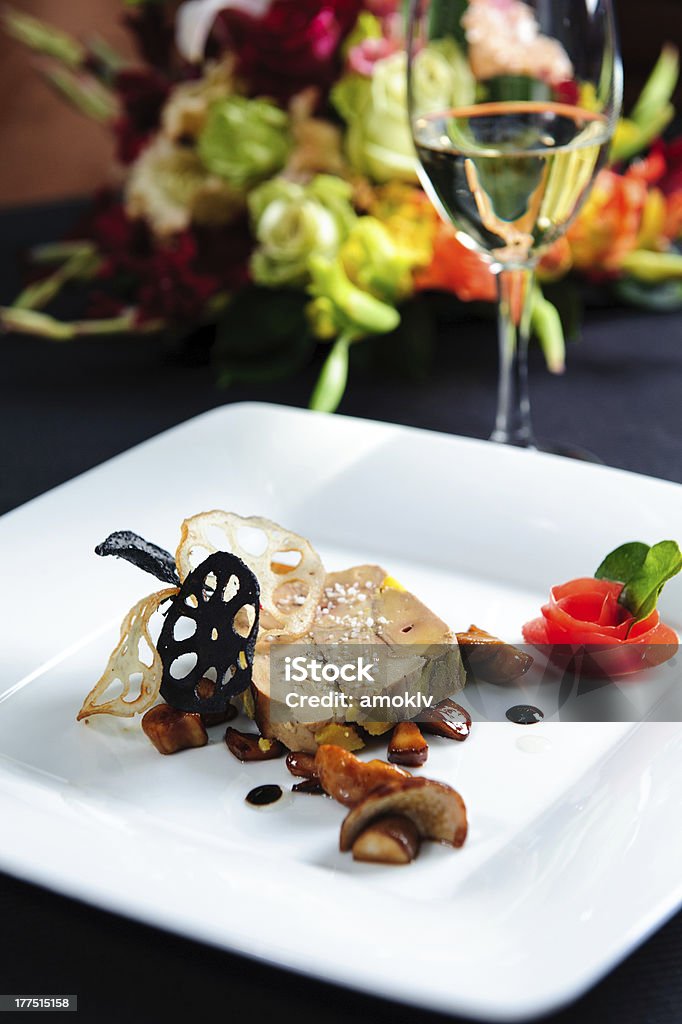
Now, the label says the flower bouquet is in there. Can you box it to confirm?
[3,0,681,412]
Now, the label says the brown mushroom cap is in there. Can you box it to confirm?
[456,624,532,684]
[339,777,468,851]
[315,744,410,807]
[351,814,421,864]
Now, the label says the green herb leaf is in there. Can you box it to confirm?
[595,540,682,622]
[595,542,650,585]
[621,542,682,622]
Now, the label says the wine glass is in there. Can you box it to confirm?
[407,0,622,452]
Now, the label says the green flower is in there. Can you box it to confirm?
[306,217,406,341]
[342,11,382,56]
[198,96,291,188]
[340,216,415,304]
[412,39,475,115]
[611,45,679,163]
[125,137,245,237]
[333,55,414,183]
[332,43,474,183]
[306,215,423,414]
[248,176,356,287]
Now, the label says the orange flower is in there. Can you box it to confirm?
[538,236,572,282]
[564,166,648,274]
[663,192,682,242]
[368,182,438,269]
[414,223,496,302]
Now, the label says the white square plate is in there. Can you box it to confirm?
[0,403,681,1022]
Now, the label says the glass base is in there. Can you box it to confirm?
[488,433,602,463]
[536,440,603,464]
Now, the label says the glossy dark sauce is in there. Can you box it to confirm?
[245,784,283,806]
[292,779,324,795]
[506,704,544,725]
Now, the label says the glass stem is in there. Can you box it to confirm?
[490,267,537,448]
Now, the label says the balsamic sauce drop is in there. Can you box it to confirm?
[246,784,283,806]
[292,779,324,795]
[506,704,544,725]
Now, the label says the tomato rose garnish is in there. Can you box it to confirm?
[523,577,678,677]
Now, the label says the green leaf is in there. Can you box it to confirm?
[620,542,682,622]
[13,249,100,310]
[630,45,679,129]
[427,0,468,49]
[0,306,75,340]
[0,307,139,340]
[595,540,682,622]
[595,542,651,585]
[610,46,679,162]
[614,277,682,313]
[309,336,351,413]
[481,75,552,104]
[86,35,129,79]
[213,287,314,386]
[29,240,97,265]
[619,250,682,284]
[543,279,583,342]
[41,67,118,122]
[2,7,85,67]
[531,287,565,374]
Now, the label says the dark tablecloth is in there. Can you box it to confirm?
[1,201,681,1024]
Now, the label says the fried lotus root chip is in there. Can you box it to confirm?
[175,511,324,639]
[77,588,178,720]
[157,551,260,713]
[96,530,180,586]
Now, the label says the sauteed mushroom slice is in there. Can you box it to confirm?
[420,699,472,742]
[351,815,420,865]
[340,777,468,852]
[387,722,429,766]
[225,727,284,762]
[142,704,208,755]
[456,625,532,683]
[315,744,410,807]
[286,751,318,780]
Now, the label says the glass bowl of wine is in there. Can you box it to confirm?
[407,0,622,454]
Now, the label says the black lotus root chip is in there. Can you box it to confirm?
[95,530,180,586]
[157,551,260,713]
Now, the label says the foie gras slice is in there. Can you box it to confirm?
[248,565,465,752]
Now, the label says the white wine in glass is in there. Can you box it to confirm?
[407,0,622,453]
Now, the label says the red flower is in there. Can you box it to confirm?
[523,577,678,677]
[87,192,152,277]
[215,0,363,100]
[554,79,579,106]
[113,69,170,165]
[136,233,219,324]
[78,194,231,325]
[193,220,253,293]
[651,138,682,197]
[347,36,401,77]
